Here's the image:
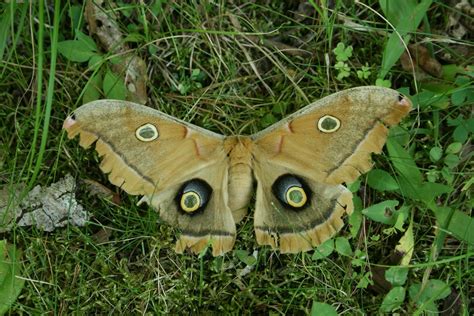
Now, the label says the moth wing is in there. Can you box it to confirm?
[251,87,411,253]
[253,86,412,185]
[64,100,235,256]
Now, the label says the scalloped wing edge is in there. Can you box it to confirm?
[255,188,354,253]
[175,234,236,256]
[64,116,156,195]
[325,98,411,184]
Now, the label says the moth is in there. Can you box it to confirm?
[63,86,412,256]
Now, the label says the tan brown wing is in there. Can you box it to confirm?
[63,100,235,256]
[252,86,412,185]
[251,86,412,253]
[252,162,353,253]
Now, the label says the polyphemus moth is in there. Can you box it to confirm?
[63,86,411,256]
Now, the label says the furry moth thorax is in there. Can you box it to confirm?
[64,86,412,256]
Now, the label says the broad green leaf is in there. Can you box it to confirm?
[445,142,462,154]
[83,72,103,104]
[388,125,410,146]
[452,117,473,143]
[380,286,406,313]
[333,42,353,62]
[272,101,288,115]
[347,179,361,193]
[396,177,421,201]
[362,200,400,225]
[429,146,443,162]
[312,238,334,260]
[335,237,352,256]
[311,302,338,316]
[393,205,410,231]
[397,178,452,203]
[442,64,464,81]
[417,182,453,203]
[434,206,474,245]
[0,240,25,314]
[68,5,83,33]
[375,78,391,88]
[349,196,363,238]
[409,280,451,310]
[385,267,409,286]
[379,0,433,78]
[453,125,468,143]
[76,31,97,52]
[387,138,422,186]
[413,90,450,109]
[234,250,256,266]
[379,34,410,79]
[443,154,460,169]
[440,167,454,184]
[379,0,416,26]
[88,54,103,71]
[393,0,432,32]
[261,113,277,127]
[58,40,97,62]
[103,70,127,100]
[356,271,373,289]
[367,169,399,191]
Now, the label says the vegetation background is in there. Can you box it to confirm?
[0,0,472,314]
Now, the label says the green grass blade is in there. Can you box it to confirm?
[28,0,61,189]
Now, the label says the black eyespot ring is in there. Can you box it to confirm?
[272,174,311,210]
[175,179,212,215]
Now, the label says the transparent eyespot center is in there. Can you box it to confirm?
[317,115,340,133]
[286,186,307,208]
[180,191,200,213]
[135,124,159,141]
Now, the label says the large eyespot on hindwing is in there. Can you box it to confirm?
[317,115,340,133]
[176,179,212,215]
[272,174,311,210]
[135,123,159,142]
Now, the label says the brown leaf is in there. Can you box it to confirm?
[82,178,121,205]
[401,44,442,78]
[91,227,113,244]
[85,0,148,104]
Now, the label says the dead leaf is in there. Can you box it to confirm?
[401,44,443,78]
[446,0,474,39]
[85,0,148,104]
[395,220,414,266]
[91,227,113,244]
[82,179,121,205]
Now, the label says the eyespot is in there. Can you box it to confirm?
[180,191,201,213]
[317,115,340,133]
[176,179,212,215]
[135,123,159,142]
[286,186,307,208]
[272,174,310,210]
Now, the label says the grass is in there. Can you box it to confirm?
[0,0,472,314]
